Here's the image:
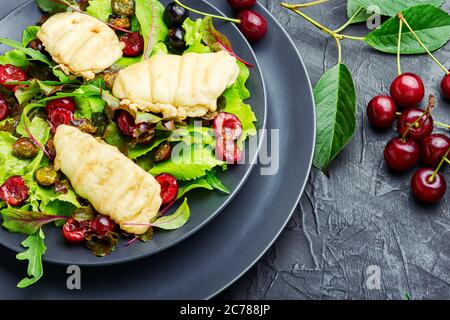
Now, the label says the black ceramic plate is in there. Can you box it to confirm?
[0,0,315,299]
[0,0,266,265]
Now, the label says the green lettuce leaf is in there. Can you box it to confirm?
[235,61,251,100]
[0,50,29,70]
[22,26,40,47]
[150,144,224,181]
[135,0,168,56]
[16,229,46,288]
[0,38,52,66]
[86,0,112,22]
[35,0,68,13]
[0,131,30,184]
[74,96,106,120]
[183,18,211,53]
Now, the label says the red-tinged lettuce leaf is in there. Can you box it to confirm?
[85,231,119,257]
[1,207,67,235]
[151,198,190,230]
[200,17,253,67]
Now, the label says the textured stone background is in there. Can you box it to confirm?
[220,0,450,300]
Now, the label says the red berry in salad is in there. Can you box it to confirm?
[0,176,29,207]
[90,215,115,235]
[214,112,243,140]
[116,110,137,137]
[421,134,450,168]
[411,168,446,204]
[49,108,73,133]
[0,64,27,91]
[366,95,397,129]
[397,108,433,142]
[62,218,87,243]
[390,73,425,108]
[383,138,420,171]
[441,73,450,100]
[120,32,144,57]
[155,173,179,206]
[238,10,267,42]
[0,94,9,121]
[163,2,189,28]
[228,0,256,11]
[47,97,77,116]
[215,138,243,164]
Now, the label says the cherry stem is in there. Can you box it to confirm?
[291,0,329,9]
[398,13,449,75]
[334,6,364,33]
[397,17,403,76]
[396,113,450,130]
[429,148,450,183]
[55,0,132,33]
[173,0,241,24]
[445,158,450,165]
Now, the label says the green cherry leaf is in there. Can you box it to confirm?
[313,63,356,173]
[364,5,450,54]
[347,0,372,24]
[351,0,445,17]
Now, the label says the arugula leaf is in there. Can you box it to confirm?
[16,229,46,288]
[152,198,190,230]
[0,50,29,70]
[183,18,211,53]
[15,79,63,105]
[1,207,66,235]
[35,0,69,13]
[352,0,445,17]
[150,144,224,181]
[205,171,230,194]
[313,63,356,172]
[0,38,52,66]
[22,26,40,47]
[135,0,168,57]
[177,178,213,199]
[365,5,450,54]
[86,0,112,22]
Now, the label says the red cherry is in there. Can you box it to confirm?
[441,73,450,100]
[62,218,87,243]
[228,0,256,11]
[0,64,27,91]
[384,138,420,171]
[238,10,267,42]
[0,176,29,207]
[0,94,9,121]
[421,134,450,167]
[46,97,76,116]
[90,215,115,235]
[120,32,144,57]
[397,108,433,142]
[367,95,397,128]
[49,108,73,133]
[215,138,243,164]
[116,110,137,137]
[213,112,243,140]
[390,73,425,108]
[411,168,446,204]
[155,173,179,206]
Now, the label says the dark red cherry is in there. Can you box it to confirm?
[384,138,420,171]
[116,110,137,137]
[397,108,433,142]
[0,176,29,207]
[0,64,27,91]
[120,32,144,57]
[238,10,267,42]
[367,95,397,128]
[0,94,9,121]
[62,218,87,243]
[155,173,178,206]
[213,112,243,140]
[441,73,450,100]
[90,215,115,235]
[421,134,450,167]
[49,108,73,134]
[390,73,425,108]
[47,97,76,116]
[215,138,243,164]
[411,168,446,204]
[228,0,256,11]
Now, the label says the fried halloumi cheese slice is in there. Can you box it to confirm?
[53,125,162,234]
[37,11,123,80]
[112,51,240,119]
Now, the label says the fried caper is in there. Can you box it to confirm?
[103,71,118,90]
[111,0,135,17]
[13,137,39,159]
[35,166,60,187]
[72,118,97,134]
[108,15,131,30]
[152,141,172,163]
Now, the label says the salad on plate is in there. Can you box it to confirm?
[0,0,257,288]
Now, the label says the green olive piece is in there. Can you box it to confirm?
[13,137,39,159]
[152,141,172,163]
[111,0,135,17]
[35,166,60,187]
